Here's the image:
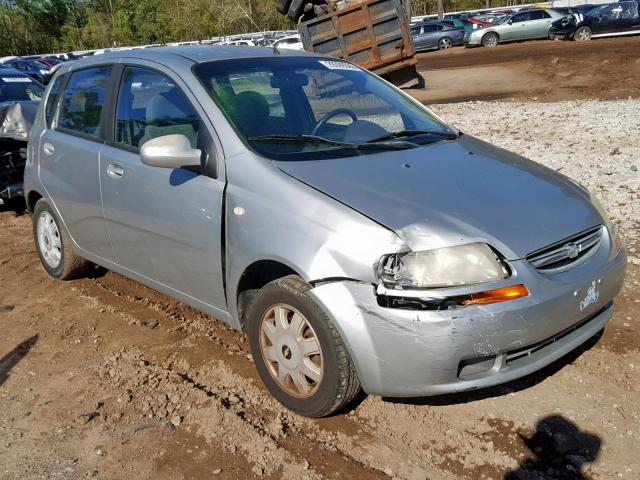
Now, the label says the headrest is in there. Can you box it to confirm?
[234,90,269,118]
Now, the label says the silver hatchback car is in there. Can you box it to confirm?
[25,47,626,417]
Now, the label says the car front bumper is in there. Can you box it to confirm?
[309,235,626,397]
[549,27,576,37]
[465,35,483,46]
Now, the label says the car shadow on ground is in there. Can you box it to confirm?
[0,334,38,387]
[383,329,603,407]
[503,415,601,479]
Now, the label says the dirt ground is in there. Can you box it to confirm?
[1,39,640,480]
[410,37,640,104]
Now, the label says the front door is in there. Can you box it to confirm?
[99,65,227,311]
[504,11,531,41]
[528,10,554,38]
[37,65,114,261]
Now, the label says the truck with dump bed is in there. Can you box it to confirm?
[277,0,421,87]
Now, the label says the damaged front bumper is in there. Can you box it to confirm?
[308,239,626,397]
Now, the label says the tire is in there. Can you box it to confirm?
[247,275,361,417]
[438,37,454,50]
[286,0,305,21]
[481,32,499,47]
[32,198,90,280]
[573,26,591,41]
[276,0,292,14]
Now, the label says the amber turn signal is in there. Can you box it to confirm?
[462,284,529,305]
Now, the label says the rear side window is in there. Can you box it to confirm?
[115,67,199,149]
[44,74,65,128]
[530,10,550,20]
[58,66,112,137]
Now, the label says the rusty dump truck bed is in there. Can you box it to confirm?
[297,0,421,87]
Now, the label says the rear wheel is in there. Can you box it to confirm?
[32,199,90,280]
[573,26,592,41]
[438,37,454,49]
[247,275,361,417]
[481,32,499,47]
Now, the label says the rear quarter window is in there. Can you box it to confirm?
[44,74,66,128]
[58,66,112,138]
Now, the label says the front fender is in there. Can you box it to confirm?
[224,151,405,327]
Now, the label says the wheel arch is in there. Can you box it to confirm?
[482,30,500,42]
[235,259,301,330]
[26,190,43,214]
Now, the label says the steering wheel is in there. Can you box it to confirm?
[311,108,358,136]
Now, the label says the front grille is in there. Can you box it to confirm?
[527,226,602,272]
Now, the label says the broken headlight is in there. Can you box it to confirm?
[378,243,509,289]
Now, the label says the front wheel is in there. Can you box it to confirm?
[573,26,592,41]
[438,37,454,49]
[247,275,361,417]
[481,32,499,47]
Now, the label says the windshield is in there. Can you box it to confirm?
[492,15,510,24]
[193,57,453,160]
[0,75,44,102]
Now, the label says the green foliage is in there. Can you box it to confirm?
[0,0,532,55]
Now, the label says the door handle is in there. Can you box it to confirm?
[106,163,124,178]
[43,142,55,155]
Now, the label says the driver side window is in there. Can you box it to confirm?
[511,12,529,22]
[115,67,199,149]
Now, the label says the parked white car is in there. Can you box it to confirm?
[273,34,304,50]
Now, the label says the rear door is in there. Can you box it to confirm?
[419,24,441,49]
[528,10,554,38]
[37,65,114,261]
[98,64,227,311]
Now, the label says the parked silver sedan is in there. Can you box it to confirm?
[25,47,626,417]
[466,8,564,46]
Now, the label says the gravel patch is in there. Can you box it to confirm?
[432,99,640,258]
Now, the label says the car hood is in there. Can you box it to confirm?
[275,135,603,260]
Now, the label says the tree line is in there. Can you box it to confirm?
[1,0,531,56]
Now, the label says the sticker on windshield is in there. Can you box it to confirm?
[1,77,32,83]
[318,60,360,71]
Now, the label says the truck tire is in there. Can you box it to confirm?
[276,0,292,15]
[287,0,305,21]
[32,198,90,280]
[247,275,361,417]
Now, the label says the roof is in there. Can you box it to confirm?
[65,45,315,72]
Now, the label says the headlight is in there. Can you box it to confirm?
[378,243,509,289]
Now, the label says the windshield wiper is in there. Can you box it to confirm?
[366,129,460,143]
[248,134,418,150]
[248,134,354,148]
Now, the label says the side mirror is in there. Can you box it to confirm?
[508,19,513,24]
[140,134,201,169]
